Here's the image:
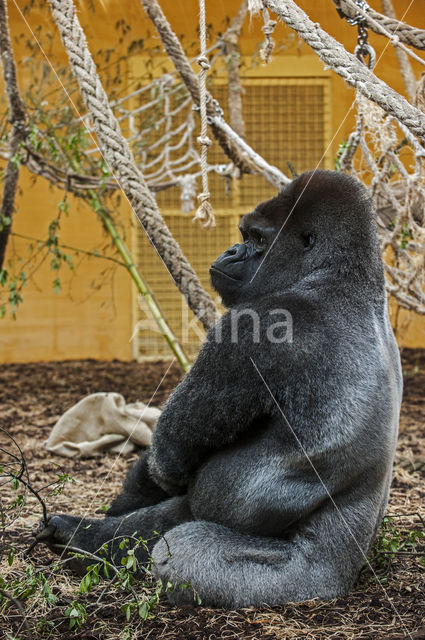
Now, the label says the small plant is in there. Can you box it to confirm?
[65,600,88,631]
[0,431,185,635]
[373,516,425,572]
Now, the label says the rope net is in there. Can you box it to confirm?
[341,91,425,314]
[78,68,228,215]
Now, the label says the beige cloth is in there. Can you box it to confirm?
[45,393,161,457]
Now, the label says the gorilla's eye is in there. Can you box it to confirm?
[251,231,266,249]
[302,232,315,250]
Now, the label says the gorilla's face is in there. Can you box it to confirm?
[210,170,377,307]
[209,221,279,307]
[209,217,312,307]
[210,179,317,307]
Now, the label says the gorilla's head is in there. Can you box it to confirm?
[210,170,383,307]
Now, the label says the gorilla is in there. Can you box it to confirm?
[36,170,402,608]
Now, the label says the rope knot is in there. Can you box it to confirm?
[197,191,210,204]
[197,55,210,70]
[193,191,215,229]
[197,134,212,147]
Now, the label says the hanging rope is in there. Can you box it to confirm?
[263,0,425,143]
[47,0,218,331]
[221,1,248,139]
[377,0,416,101]
[193,0,215,229]
[247,1,277,64]
[260,8,277,64]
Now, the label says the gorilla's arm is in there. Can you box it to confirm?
[148,316,268,494]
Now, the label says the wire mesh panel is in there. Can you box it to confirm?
[133,212,239,359]
[237,79,332,206]
[133,77,331,360]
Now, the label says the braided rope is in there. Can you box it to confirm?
[367,6,425,51]
[193,0,215,229]
[264,0,425,143]
[334,0,425,51]
[47,0,218,331]
[341,0,425,71]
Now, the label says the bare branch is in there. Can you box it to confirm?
[0,0,27,269]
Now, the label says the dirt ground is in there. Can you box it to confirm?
[0,352,424,639]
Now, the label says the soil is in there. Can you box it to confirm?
[0,352,424,640]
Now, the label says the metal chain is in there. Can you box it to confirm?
[336,0,376,68]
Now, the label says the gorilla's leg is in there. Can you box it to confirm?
[107,451,169,517]
[151,506,367,608]
[36,496,192,572]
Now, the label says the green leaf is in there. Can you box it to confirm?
[53,277,61,294]
[138,602,150,620]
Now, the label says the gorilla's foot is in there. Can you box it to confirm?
[34,514,109,575]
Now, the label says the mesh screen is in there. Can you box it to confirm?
[134,78,330,359]
[134,213,239,358]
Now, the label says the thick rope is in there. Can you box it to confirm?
[47,0,218,331]
[339,0,425,73]
[193,0,215,229]
[264,0,425,143]
[221,0,248,140]
[379,0,417,101]
[140,0,290,188]
[335,0,425,52]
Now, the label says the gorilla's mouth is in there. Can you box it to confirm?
[209,266,242,282]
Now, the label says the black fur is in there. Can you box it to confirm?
[36,170,402,608]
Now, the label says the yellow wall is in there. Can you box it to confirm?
[2,171,134,362]
[1,0,424,362]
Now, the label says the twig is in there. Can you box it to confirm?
[10,231,128,268]
[0,589,33,639]
[0,428,48,525]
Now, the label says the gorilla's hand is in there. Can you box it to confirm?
[147,437,190,496]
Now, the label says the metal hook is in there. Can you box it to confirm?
[355,42,376,69]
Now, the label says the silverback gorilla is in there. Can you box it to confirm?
[36,170,402,608]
